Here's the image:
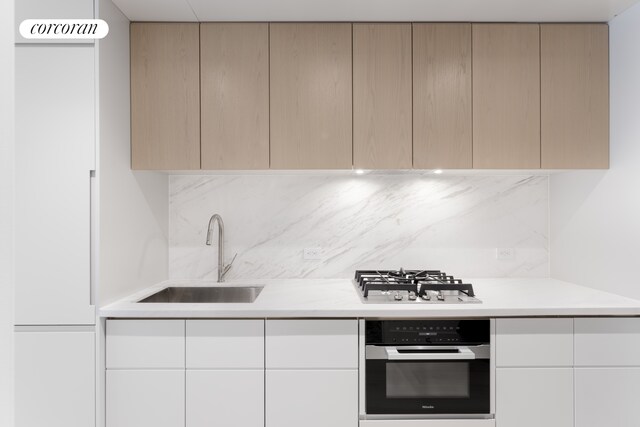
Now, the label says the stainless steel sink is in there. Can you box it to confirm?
[138,286,263,303]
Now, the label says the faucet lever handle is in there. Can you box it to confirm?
[222,253,238,276]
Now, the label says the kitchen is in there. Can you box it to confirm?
[3,0,640,426]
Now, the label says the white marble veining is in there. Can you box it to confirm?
[169,174,549,280]
[99,278,640,318]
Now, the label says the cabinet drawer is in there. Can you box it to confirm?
[575,318,640,366]
[496,318,573,367]
[106,320,185,369]
[107,370,185,427]
[496,368,573,427]
[267,369,358,427]
[575,367,640,427]
[186,320,264,369]
[266,319,358,369]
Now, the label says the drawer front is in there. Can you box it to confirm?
[266,319,358,369]
[575,367,640,427]
[496,318,573,367]
[360,420,495,427]
[575,318,640,366]
[106,319,185,369]
[186,319,264,369]
[496,368,573,427]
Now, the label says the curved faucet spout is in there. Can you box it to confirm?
[205,214,233,282]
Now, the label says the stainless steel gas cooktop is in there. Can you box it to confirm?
[354,269,481,304]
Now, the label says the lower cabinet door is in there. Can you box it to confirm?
[107,370,185,427]
[575,368,640,427]
[186,370,264,427]
[496,368,573,427]
[15,331,95,427]
[266,369,358,427]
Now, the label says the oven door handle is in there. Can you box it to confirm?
[384,346,476,360]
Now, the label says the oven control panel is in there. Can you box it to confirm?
[366,319,490,345]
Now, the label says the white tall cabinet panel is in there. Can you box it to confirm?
[107,370,185,427]
[15,331,95,427]
[187,370,264,427]
[496,368,573,427]
[266,369,358,427]
[15,45,95,325]
[575,368,640,427]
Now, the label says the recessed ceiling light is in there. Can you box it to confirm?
[433,169,443,174]
[354,169,365,175]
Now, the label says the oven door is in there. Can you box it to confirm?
[365,345,491,416]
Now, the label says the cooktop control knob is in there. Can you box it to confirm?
[394,292,403,301]
[408,291,417,301]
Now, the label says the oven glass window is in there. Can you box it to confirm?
[385,362,470,398]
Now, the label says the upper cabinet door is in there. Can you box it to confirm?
[541,24,609,169]
[131,23,200,170]
[413,23,472,169]
[200,23,269,170]
[270,23,353,169]
[353,24,412,169]
[472,24,541,169]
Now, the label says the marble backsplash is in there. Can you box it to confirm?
[169,174,549,280]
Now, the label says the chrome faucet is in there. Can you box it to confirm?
[205,214,236,282]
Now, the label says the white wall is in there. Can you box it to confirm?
[97,0,168,305]
[170,174,549,280]
[550,3,640,300]
[0,0,14,424]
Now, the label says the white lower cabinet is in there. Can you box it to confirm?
[187,370,264,427]
[575,368,640,427]
[267,369,358,427]
[360,420,495,427]
[15,331,95,427]
[106,370,185,427]
[496,368,573,427]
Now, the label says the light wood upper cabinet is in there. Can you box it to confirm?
[541,24,609,169]
[472,24,541,169]
[353,24,412,169]
[200,23,269,170]
[131,23,200,170]
[413,23,472,169]
[269,23,353,169]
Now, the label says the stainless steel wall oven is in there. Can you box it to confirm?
[362,319,492,419]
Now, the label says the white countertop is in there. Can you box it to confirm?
[99,278,640,318]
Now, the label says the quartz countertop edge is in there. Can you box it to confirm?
[99,278,640,318]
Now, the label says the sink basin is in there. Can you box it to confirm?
[138,286,263,303]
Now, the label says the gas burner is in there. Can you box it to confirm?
[354,269,481,304]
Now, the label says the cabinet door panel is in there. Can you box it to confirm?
[270,23,353,169]
[496,368,573,427]
[413,23,472,169]
[575,368,640,427]
[14,45,95,325]
[496,318,573,367]
[472,24,540,169]
[541,24,609,169]
[107,370,185,427]
[131,23,200,170]
[266,319,358,369]
[187,370,263,427]
[186,319,264,369]
[15,331,95,427]
[266,370,358,427]
[353,23,412,169]
[200,23,269,170]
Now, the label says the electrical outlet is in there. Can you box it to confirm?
[496,248,515,260]
[303,247,323,260]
